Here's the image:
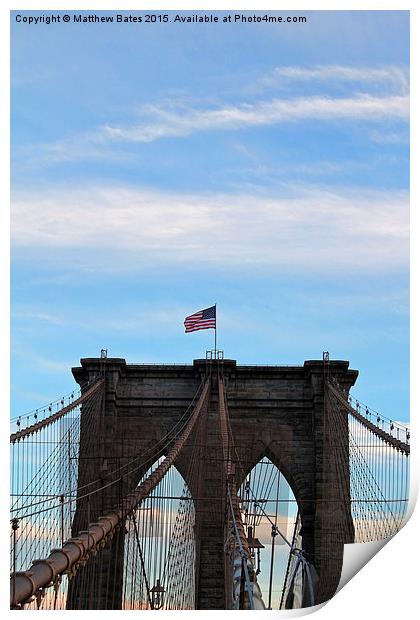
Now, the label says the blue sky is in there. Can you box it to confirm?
[11,10,409,421]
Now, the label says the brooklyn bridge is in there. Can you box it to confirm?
[10,352,410,610]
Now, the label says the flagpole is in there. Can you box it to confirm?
[214,304,217,354]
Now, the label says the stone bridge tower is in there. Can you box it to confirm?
[68,357,358,609]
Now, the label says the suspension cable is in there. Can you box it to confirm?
[11,377,207,518]
[10,380,104,443]
[10,377,210,608]
[328,383,410,454]
[226,487,255,610]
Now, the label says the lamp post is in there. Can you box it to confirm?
[150,579,165,609]
[247,526,265,575]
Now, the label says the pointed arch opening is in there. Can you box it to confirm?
[238,456,299,610]
[123,456,196,610]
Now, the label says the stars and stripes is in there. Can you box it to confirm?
[184,305,216,333]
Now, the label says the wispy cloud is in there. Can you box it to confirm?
[11,184,409,273]
[12,65,409,167]
[103,94,408,144]
[369,129,409,145]
[12,350,72,374]
[10,386,57,406]
[13,133,138,167]
[11,304,263,338]
[19,93,409,168]
[262,65,409,93]
[12,309,66,325]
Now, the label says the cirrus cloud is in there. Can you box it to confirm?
[11,184,409,274]
[103,94,408,144]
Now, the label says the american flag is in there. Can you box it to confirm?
[184,305,216,333]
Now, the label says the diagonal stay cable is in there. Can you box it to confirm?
[10,377,210,608]
[328,384,409,455]
[11,377,206,516]
[10,380,104,444]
